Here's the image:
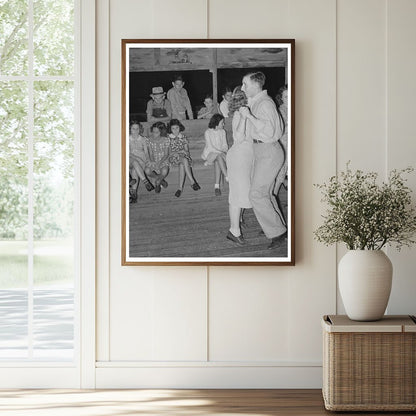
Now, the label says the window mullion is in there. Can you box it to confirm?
[27,0,34,360]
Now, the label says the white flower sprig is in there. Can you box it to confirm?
[314,164,416,250]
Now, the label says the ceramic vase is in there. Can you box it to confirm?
[338,250,392,321]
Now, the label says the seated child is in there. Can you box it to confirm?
[146,86,172,123]
[144,122,171,193]
[201,113,228,196]
[129,121,154,203]
[197,95,219,119]
[167,119,201,197]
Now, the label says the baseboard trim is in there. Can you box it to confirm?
[96,365,323,388]
[96,360,321,368]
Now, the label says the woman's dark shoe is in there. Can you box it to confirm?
[129,188,137,203]
[174,189,182,197]
[214,188,221,196]
[160,179,168,188]
[143,179,154,192]
[226,231,246,246]
[191,182,201,191]
[155,185,161,193]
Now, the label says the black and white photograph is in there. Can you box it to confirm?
[122,40,295,265]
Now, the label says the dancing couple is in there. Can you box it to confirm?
[226,72,287,250]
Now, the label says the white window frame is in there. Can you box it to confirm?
[0,0,95,388]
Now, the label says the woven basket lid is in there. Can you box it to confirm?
[322,315,416,333]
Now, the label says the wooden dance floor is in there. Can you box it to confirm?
[129,166,288,259]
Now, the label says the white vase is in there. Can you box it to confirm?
[338,250,393,321]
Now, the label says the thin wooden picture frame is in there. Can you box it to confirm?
[122,39,295,265]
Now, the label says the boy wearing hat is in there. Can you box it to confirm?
[146,86,172,123]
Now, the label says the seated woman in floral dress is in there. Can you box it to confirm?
[167,119,200,197]
[144,122,171,193]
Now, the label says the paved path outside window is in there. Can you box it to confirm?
[0,288,74,360]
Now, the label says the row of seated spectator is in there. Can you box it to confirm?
[130,110,235,206]
[146,75,232,123]
[129,119,201,202]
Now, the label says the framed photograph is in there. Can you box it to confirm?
[122,39,295,265]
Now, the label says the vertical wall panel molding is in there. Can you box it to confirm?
[206,266,210,362]
[96,0,111,363]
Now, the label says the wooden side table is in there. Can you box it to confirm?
[322,315,416,411]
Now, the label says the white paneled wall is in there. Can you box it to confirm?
[386,0,416,314]
[110,268,207,361]
[95,0,416,388]
[337,0,387,171]
[209,0,290,38]
[209,268,290,362]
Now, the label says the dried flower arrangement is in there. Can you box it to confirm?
[314,164,416,250]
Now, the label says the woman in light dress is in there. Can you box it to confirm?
[201,113,228,196]
[272,85,288,225]
[225,87,254,246]
[274,85,288,193]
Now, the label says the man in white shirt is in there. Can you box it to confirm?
[219,87,232,118]
[240,72,287,249]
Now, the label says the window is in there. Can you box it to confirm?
[0,0,78,362]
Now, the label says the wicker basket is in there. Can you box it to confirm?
[322,315,416,411]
